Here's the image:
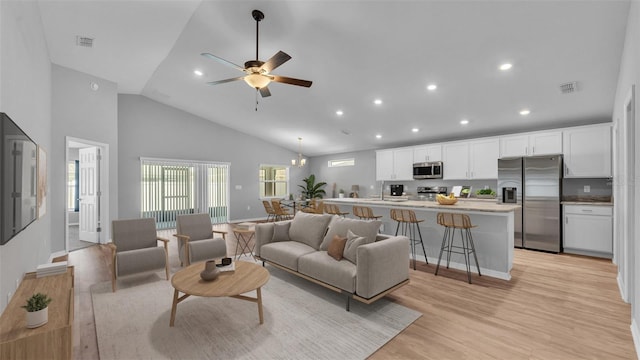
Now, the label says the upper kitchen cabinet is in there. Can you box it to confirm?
[499,131,562,158]
[413,144,442,163]
[563,124,612,178]
[376,148,414,181]
[443,138,499,179]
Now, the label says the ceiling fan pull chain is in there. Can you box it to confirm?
[255,89,259,111]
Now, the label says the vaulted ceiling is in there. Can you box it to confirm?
[38,1,630,156]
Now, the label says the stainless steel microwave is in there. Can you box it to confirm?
[413,161,443,179]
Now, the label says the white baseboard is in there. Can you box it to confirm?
[631,318,640,360]
[413,254,511,281]
[618,272,629,303]
[48,250,68,263]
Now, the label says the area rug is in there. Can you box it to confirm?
[91,266,421,360]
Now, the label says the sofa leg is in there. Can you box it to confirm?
[345,293,352,311]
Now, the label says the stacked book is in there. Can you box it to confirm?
[217,261,235,273]
[235,222,256,231]
[36,261,68,278]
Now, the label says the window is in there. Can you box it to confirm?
[328,158,355,167]
[259,165,289,198]
[141,158,230,229]
[67,161,79,211]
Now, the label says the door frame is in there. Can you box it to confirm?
[64,136,110,249]
[616,85,635,304]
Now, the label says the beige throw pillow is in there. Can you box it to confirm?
[343,230,367,264]
[320,217,381,251]
[327,235,347,261]
[272,222,291,242]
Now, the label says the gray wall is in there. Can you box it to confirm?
[51,64,118,248]
[0,1,52,311]
[309,150,378,198]
[118,95,308,221]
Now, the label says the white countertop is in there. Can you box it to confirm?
[561,201,613,206]
[324,197,520,213]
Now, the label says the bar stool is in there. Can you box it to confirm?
[325,204,349,217]
[435,213,481,284]
[352,205,382,220]
[390,209,427,270]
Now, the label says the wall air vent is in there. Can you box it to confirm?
[559,81,578,94]
[76,36,94,48]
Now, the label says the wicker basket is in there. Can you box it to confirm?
[436,196,458,205]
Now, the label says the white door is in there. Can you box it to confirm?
[79,147,101,243]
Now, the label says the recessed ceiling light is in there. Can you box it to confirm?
[499,63,513,71]
[519,109,531,116]
[336,110,344,116]
[193,69,203,76]
[460,119,469,125]
[427,84,437,91]
[375,134,382,139]
[373,99,383,105]
[411,128,419,133]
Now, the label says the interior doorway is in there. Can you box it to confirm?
[65,137,109,252]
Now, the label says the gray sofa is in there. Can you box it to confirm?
[255,211,410,310]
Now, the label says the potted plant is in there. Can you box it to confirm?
[338,189,345,198]
[22,292,52,328]
[298,174,327,199]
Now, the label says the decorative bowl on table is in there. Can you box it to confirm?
[436,195,458,205]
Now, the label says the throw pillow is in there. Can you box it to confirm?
[320,217,381,251]
[343,230,367,264]
[288,211,333,250]
[327,235,347,261]
[272,222,291,242]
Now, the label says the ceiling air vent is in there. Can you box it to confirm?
[559,81,578,94]
[76,36,94,48]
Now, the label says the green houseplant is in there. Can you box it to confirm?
[298,174,327,199]
[22,292,52,328]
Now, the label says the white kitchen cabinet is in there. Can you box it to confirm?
[442,142,470,179]
[443,138,499,179]
[469,138,499,179]
[563,124,612,177]
[413,144,442,163]
[563,205,612,257]
[499,131,562,158]
[376,148,413,181]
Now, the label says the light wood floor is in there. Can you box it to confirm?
[68,224,637,359]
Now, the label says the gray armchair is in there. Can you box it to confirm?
[174,214,228,266]
[108,218,169,292]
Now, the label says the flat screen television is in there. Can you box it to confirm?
[1,112,38,245]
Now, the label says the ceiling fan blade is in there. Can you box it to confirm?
[206,76,245,86]
[201,53,245,72]
[271,75,313,88]
[259,87,272,97]
[260,51,291,73]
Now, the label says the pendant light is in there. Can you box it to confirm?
[291,137,306,167]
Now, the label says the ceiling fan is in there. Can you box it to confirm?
[201,9,312,98]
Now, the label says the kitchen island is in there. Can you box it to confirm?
[324,197,520,280]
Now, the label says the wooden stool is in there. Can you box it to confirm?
[325,204,349,217]
[435,213,481,284]
[353,205,382,220]
[390,208,427,270]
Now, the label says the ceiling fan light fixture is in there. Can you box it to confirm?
[244,73,271,89]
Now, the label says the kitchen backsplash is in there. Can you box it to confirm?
[562,178,612,202]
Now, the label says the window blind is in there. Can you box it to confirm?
[140,158,229,229]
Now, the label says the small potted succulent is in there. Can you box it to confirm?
[338,189,345,198]
[22,292,52,328]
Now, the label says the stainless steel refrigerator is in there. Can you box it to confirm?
[497,155,563,252]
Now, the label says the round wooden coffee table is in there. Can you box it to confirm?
[169,261,270,327]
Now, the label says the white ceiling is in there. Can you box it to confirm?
[38,1,630,156]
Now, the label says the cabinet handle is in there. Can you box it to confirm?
[566,217,568,224]
[565,167,569,176]
[581,209,593,213]
[532,146,535,154]
[526,146,529,155]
